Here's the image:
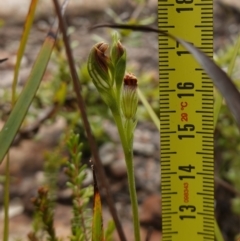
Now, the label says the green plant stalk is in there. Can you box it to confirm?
[111,110,141,241]
[137,88,159,131]
[215,219,225,241]
[3,155,10,241]
[214,90,223,127]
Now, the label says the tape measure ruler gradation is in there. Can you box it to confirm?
[158,0,214,240]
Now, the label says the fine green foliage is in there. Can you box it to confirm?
[66,133,93,241]
[31,187,58,241]
[104,220,115,241]
[29,148,64,241]
[44,149,65,204]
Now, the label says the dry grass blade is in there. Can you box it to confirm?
[91,163,104,241]
[12,0,39,103]
[178,39,240,129]
[91,23,240,129]
[0,1,69,164]
[0,33,57,164]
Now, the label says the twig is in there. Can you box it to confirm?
[0,58,8,64]
[215,176,240,196]
[51,1,127,241]
[144,227,153,241]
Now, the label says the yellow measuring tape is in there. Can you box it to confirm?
[158,0,214,240]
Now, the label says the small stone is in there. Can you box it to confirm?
[58,188,73,201]
[0,70,13,87]
[219,0,240,11]
[134,157,160,192]
[6,54,28,68]
[0,199,24,219]
[140,194,162,229]
[99,142,116,166]
[82,168,93,186]
[109,158,127,178]
[133,142,155,156]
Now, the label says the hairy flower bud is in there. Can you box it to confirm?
[121,73,138,120]
[110,34,126,91]
[111,39,125,66]
[95,43,109,73]
[87,42,113,91]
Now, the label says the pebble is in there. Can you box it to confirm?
[133,141,155,156]
[99,142,116,166]
[82,168,93,186]
[134,157,160,193]
[0,199,24,219]
[109,158,127,178]
[139,194,162,229]
[219,0,240,10]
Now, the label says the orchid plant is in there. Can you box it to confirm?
[87,33,141,241]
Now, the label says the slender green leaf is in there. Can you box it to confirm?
[3,155,10,241]
[137,88,160,131]
[214,90,222,128]
[214,34,240,127]
[178,38,240,129]
[92,164,104,241]
[104,220,115,241]
[12,0,39,103]
[215,219,225,241]
[0,32,56,164]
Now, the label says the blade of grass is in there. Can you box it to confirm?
[92,163,104,241]
[178,38,240,129]
[214,34,240,127]
[214,90,222,128]
[3,154,10,241]
[137,88,159,131]
[12,0,39,103]
[0,0,69,164]
[227,35,240,78]
[0,32,56,164]
[215,219,225,241]
[3,2,39,237]
[52,1,127,241]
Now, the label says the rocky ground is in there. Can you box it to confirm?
[0,0,240,240]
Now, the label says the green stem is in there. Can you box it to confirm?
[215,219,224,241]
[112,110,141,241]
[3,154,10,241]
[125,150,141,241]
[137,88,159,131]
